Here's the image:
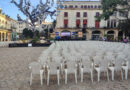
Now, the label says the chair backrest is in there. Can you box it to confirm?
[29,62,41,74]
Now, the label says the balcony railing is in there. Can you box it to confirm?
[0,26,12,31]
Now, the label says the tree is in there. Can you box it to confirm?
[52,20,56,29]
[118,20,130,38]
[99,0,130,38]
[99,0,120,20]
[23,28,33,38]
[11,0,57,38]
[35,30,40,38]
[39,29,48,39]
[23,28,40,39]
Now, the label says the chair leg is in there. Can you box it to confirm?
[97,70,100,82]
[107,70,109,81]
[65,69,67,84]
[81,68,83,82]
[112,70,114,81]
[121,70,123,80]
[40,70,43,86]
[30,73,33,86]
[125,69,128,80]
[75,70,77,84]
[57,70,60,85]
[90,70,93,83]
[47,70,50,86]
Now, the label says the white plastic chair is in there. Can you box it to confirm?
[47,63,60,85]
[93,56,102,82]
[64,61,78,84]
[121,60,129,80]
[80,60,93,83]
[29,62,44,86]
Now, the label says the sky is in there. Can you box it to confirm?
[0,0,99,22]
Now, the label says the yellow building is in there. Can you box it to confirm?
[0,8,12,41]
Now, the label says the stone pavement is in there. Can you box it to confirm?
[0,47,129,90]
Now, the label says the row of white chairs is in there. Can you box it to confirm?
[29,41,130,85]
[29,57,129,85]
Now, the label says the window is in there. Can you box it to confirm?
[98,5,101,9]
[76,12,80,17]
[110,20,117,28]
[119,12,127,17]
[88,5,90,9]
[83,12,87,17]
[69,5,73,8]
[107,21,110,28]
[75,5,78,8]
[114,20,116,27]
[64,12,68,17]
[113,11,117,16]
[65,5,67,8]
[95,20,100,28]
[94,5,97,8]
[96,12,100,17]
[83,19,87,28]
[81,5,83,8]
[64,19,68,28]
[91,5,93,8]
[76,19,80,28]
[111,21,113,28]
[84,5,87,8]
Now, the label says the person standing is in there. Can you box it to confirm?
[123,38,128,44]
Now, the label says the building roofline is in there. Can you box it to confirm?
[64,1,101,2]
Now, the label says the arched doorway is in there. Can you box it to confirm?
[2,33,4,41]
[118,31,123,41]
[61,30,71,40]
[92,31,101,40]
[107,30,114,40]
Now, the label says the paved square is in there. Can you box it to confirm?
[0,47,129,90]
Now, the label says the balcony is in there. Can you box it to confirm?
[0,26,12,31]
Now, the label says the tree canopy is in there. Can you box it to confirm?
[23,28,40,39]
[99,0,129,20]
[100,0,130,37]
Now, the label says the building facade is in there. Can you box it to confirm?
[0,8,12,41]
[54,1,126,40]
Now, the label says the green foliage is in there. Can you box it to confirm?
[31,37,39,43]
[23,28,33,38]
[21,39,26,43]
[118,19,130,37]
[44,29,49,38]
[98,0,129,20]
[100,0,130,38]
[49,37,55,40]
[35,30,40,38]
[99,0,120,20]
[23,28,40,39]
[104,34,108,37]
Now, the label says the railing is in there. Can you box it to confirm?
[0,26,11,30]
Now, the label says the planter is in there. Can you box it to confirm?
[9,43,51,48]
